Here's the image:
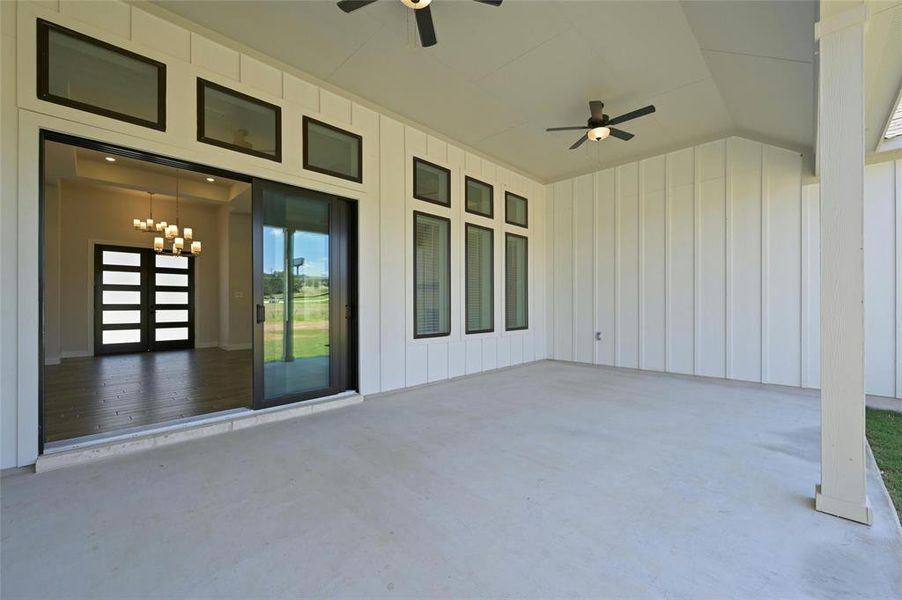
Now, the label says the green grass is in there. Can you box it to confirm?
[866,408,902,521]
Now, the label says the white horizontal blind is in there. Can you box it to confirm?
[466,224,493,333]
[506,233,528,330]
[414,212,450,337]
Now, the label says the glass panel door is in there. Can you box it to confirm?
[94,245,147,355]
[253,180,353,408]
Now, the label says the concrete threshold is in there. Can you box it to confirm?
[35,391,363,473]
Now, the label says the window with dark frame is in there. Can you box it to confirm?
[505,233,528,331]
[465,176,493,218]
[505,191,528,228]
[197,78,282,162]
[465,223,494,334]
[413,211,451,338]
[303,116,363,183]
[413,157,451,207]
[37,19,166,131]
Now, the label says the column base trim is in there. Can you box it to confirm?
[815,484,873,525]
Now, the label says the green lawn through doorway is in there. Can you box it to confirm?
[263,293,330,362]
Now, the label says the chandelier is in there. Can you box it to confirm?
[132,170,202,256]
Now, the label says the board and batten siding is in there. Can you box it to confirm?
[547,141,902,399]
[802,159,902,398]
[546,137,807,387]
[1,1,546,468]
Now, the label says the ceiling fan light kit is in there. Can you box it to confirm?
[337,0,502,47]
[547,101,656,150]
[588,126,610,142]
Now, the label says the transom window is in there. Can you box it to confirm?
[465,176,493,218]
[303,117,363,183]
[37,19,166,130]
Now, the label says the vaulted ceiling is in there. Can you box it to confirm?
[153,0,817,182]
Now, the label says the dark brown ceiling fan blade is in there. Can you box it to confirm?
[473,0,503,5]
[607,104,656,126]
[415,5,437,47]
[608,127,634,141]
[589,100,605,120]
[546,126,587,132]
[569,135,588,150]
[337,0,378,13]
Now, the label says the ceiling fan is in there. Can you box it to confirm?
[546,101,656,150]
[337,0,503,48]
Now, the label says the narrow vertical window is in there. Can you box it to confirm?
[465,224,494,334]
[505,233,528,331]
[414,211,451,338]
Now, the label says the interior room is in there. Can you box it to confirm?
[41,140,254,443]
[1,0,901,598]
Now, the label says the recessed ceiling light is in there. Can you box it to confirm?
[105,156,117,162]
[206,177,215,183]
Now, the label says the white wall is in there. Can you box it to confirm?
[546,137,806,386]
[802,159,902,398]
[547,140,902,399]
[1,2,546,467]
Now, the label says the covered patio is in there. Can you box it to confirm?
[2,362,899,598]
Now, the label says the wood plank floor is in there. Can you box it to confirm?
[43,349,252,443]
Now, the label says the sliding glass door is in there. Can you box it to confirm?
[252,180,354,409]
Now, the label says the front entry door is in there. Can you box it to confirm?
[252,180,354,409]
[94,244,195,355]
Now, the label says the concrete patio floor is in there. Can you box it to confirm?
[2,361,900,598]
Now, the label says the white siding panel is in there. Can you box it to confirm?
[617,164,640,368]
[497,337,511,369]
[763,147,802,386]
[427,343,449,383]
[640,157,666,371]
[283,74,319,111]
[667,148,695,374]
[448,341,466,378]
[727,138,762,382]
[553,180,574,361]
[191,34,239,80]
[61,1,130,38]
[574,174,595,363]
[131,8,189,61]
[801,184,821,389]
[595,169,616,365]
[466,339,482,374]
[406,348,428,387]
[240,54,282,97]
[864,161,896,397]
[379,117,406,392]
[695,142,727,378]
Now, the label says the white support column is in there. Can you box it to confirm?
[814,2,872,525]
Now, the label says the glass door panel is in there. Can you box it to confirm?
[259,186,332,402]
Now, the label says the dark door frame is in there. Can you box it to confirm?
[251,178,358,410]
[38,130,253,453]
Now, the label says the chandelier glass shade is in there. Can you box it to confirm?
[131,170,203,256]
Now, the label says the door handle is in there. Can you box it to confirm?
[256,304,265,324]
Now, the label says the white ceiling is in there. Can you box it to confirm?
[152,0,817,182]
[44,141,251,210]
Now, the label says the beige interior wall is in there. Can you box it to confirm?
[228,213,252,349]
[47,180,224,357]
[43,183,61,364]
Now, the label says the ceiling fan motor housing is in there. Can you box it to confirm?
[588,115,609,128]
